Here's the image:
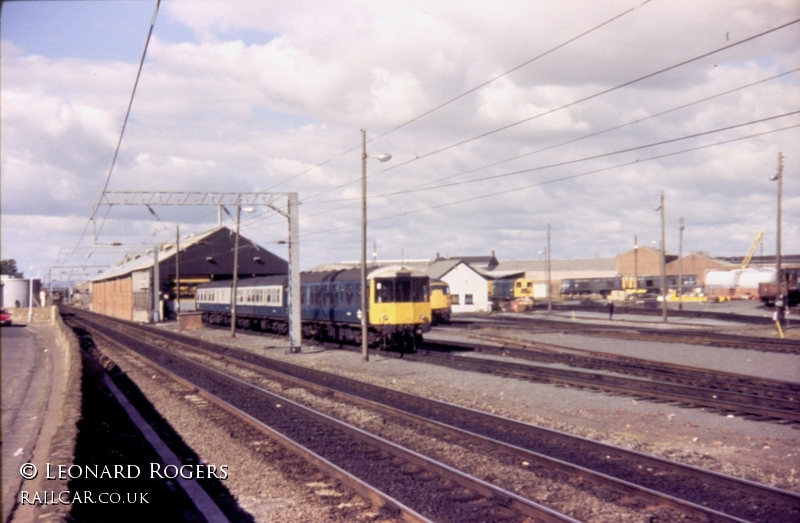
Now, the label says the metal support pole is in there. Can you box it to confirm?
[175,225,180,316]
[773,152,784,323]
[634,235,638,292]
[287,192,302,353]
[546,223,552,312]
[28,277,33,323]
[153,247,160,323]
[231,204,241,337]
[361,129,369,362]
[678,217,684,311]
[659,191,667,322]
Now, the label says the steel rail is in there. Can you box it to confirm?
[113,321,756,523]
[461,315,800,354]
[409,349,800,423]
[473,334,800,396]
[73,315,580,523]
[65,308,800,523]
[423,336,800,401]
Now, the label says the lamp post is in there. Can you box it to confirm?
[361,129,392,362]
[770,152,784,323]
[547,223,552,313]
[231,205,255,337]
[678,217,684,311]
[633,236,639,293]
[655,191,667,322]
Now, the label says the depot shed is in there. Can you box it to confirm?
[89,227,288,322]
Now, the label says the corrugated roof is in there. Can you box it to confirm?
[425,259,461,280]
[89,226,233,282]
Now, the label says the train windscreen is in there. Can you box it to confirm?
[375,276,429,303]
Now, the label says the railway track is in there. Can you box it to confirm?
[64,309,800,522]
[457,315,800,354]
[478,333,799,400]
[67,312,582,523]
[406,341,800,425]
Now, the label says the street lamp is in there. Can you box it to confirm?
[361,129,392,362]
[633,236,639,293]
[678,217,684,311]
[655,191,667,322]
[547,223,552,313]
[231,205,255,337]
[770,152,784,323]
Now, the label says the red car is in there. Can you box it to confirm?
[0,308,12,326]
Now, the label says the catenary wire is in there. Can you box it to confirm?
[299,123,800,239]
[291,17,800,208]
[65,0,161,262]
[290,110,800,225]
[234,68,799,233]
[260,0,654,193]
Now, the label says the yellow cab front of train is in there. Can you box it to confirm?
[430,280,452,324]
[368,266,432,340]
[513,278,534,299]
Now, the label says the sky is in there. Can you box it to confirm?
[1,0,799,282]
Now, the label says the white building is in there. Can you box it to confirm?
[426,260,491,313]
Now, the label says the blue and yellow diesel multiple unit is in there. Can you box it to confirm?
[196,266,432,349]
[429,280,452,324]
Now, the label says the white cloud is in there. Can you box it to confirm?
[1,0,798,274]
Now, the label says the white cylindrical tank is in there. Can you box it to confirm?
[704,270,741,289]
[737,268,776,289]
[1,277,42,308]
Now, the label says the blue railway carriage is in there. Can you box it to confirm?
[196,266,432,349]
[196,275,289,333]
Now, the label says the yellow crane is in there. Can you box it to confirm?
[741,232,763,269]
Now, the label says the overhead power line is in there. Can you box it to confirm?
[261,0,654,193]
[289,18,800,213]
[66,0,161,263]
[301,123,800,239]
[300,110,800,220]
[376,16,800,176]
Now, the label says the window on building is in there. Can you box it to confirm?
[465,294,473,305]
[452,294,460,305]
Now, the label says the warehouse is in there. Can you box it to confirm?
[89,227,287,322]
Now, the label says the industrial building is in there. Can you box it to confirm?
[89,227,287,322]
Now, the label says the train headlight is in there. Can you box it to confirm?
[383,314,389,321]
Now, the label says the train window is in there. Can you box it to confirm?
[375,280,394,303]
[396,279,411,302]
[515,282,521,288]
[345,284,354,306]
[411,278,428,302]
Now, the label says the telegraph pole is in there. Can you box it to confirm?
[678,217,684,311]
[771,152,784,323]
[656,191,667,322]
[547,223,552,312]
[175,225,181,316]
